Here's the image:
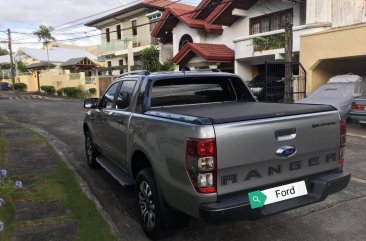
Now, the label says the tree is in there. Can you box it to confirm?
[16,60,28,73]
[33,25,56,69]
[141,46,160,72]
[0,47,9,56]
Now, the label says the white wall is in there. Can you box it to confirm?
[172,0,302,53]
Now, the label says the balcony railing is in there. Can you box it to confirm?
[101,35,160,56]
[234,23,331,60]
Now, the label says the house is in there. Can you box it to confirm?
[85,0,194,75]
[15,47,98,71]
[153,0,329,78]
[299,1,366,91]
[61,57,98,77]
[153,0,366,94]
[0,55,12,80]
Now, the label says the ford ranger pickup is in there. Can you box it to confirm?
[83,71,350,239]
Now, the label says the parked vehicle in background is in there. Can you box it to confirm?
[247,74,284,102]
[83,70,350,239]
[297,74,366,119]
[350,96,366,126]
[0,82,10,91]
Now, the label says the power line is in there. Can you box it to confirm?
[6,0,232,45]
[54,0,178,31]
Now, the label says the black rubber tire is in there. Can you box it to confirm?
[136,168,163,240]
[136,168,190,240]
[85,131,99,168]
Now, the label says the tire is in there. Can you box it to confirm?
[136,168,190,240]
[85,131,99,168]
[136,168,163,239]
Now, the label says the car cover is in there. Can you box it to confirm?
[296,74,366,118]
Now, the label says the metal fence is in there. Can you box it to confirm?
[264,61,307,103]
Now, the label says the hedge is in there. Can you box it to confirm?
[62,87,83,98]
[14,83,27,91]
[88,88,96,95]
[40,85,56,95]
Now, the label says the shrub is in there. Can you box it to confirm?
[62,87,83,98]
[56,88,64,96]
[88,88,96,95]
[160,60,175,71]
[40,85,56,95]
[14,83,27,91]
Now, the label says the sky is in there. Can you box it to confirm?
[0,0,199,51]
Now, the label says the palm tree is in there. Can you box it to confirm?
[33,25,56,70]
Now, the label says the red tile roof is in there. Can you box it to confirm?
[151,4,223,39]
[172,43,234,65]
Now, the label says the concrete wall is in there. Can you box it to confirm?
[300,23,366,92]
[16,71,100,97]
[306,0,366,27]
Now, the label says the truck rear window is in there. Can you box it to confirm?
[151,77,238,107]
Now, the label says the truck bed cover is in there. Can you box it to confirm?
[152,102,336,124]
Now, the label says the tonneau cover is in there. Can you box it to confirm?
[152,102,336,124]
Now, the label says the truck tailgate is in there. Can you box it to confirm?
[214,110,341,195]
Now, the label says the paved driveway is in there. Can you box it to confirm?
[0,91,365,241]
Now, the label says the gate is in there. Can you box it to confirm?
[264,61,307,103]
[98,76,117,95]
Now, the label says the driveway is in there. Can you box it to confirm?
[0,91,365,241]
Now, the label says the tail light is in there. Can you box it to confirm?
[351,102,366,110]
[186,139,217,194]
[338,120,347,171]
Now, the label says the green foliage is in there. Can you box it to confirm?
[0,47,9,56]
[253,33,285,52]
[62,87,83,98]
[56,88,64,96]
[88,88,97,95]
[33,25,55,45]
[160,60,175,71]
[16,60,28,73]
[14,83,27,91]
[141,46,161,72]
[40,85,56,95]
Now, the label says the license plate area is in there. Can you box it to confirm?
[249,180,308,209]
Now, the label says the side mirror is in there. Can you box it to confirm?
[84,98,99,109]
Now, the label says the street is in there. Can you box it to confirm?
[0,91,365,241]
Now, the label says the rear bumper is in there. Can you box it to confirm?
[199,171,350,223]
[349,112,366,123]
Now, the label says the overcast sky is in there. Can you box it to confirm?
[0,0,199,50]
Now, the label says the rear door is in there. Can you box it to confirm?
[214,111,341,195]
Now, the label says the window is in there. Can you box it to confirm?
[116,81,136,109]
[132,20,137,36]
[151,77,238,107]
[99,82,119,109]
[179,34,193,50]
[250,9,293,35]
[116,25,121,40]
[106,28,110,42]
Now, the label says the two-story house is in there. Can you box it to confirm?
[153,0,366,93]
[85,0,193,75]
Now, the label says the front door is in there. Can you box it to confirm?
[93,81,120,158]
[107,79,138,170]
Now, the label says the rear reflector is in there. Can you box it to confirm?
[351,103,366,110]
[339,120,346,171]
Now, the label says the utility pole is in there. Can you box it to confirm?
[7,29,16,91]
[282,13,293,103]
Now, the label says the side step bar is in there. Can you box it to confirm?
[96,155,135,186]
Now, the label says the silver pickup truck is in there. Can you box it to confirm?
[83,71,350,239]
